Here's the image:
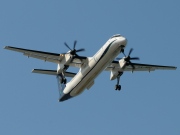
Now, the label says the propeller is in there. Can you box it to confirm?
[117,48,140,69]
[63,40,85,56]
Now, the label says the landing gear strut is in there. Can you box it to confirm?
[115,72,123,91]
[59,72,67,84]
[60,77,67,84]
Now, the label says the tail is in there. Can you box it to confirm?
[32,69,76,101]
[56,75,66,100]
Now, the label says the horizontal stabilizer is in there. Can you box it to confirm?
[32,69,76,77]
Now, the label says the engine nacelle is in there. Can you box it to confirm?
[110,70,119,80]
[57,63,64,74]
[110,58,126,80]
[57,54,72,74]
[119,58,127,69]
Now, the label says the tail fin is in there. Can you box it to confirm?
[32,69,76,101]
[56,75,66,100]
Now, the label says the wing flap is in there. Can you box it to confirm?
[32,69,76,77]
[125,63,177,71]
[105,61,177,72]
[4,46,88,67]
[23,53,59,63]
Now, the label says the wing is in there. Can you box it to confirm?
[105,61,177,72]
[4,46,87,67]
[4,46,62,63]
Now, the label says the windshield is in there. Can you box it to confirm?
[110,34,121,39]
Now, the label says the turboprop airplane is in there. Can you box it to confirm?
[4,34,177,102]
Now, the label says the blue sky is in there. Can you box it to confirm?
[0,0,179,135]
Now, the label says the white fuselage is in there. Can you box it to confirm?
[60,35,127,101]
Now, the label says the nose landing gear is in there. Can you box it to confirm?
[115,72,123,91]
[115,84,121,90]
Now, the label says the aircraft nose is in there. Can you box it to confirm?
[123,37,127,45]
[120,36,127,47]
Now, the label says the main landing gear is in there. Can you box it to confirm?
[115,72,123,91]
[59,73,67,84]
[61,77,67,84]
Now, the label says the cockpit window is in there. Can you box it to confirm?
[110,34,121,39]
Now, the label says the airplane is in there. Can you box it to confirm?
[4,34,177,102]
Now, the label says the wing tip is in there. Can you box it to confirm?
[4,46,9,49]
[168,66,177,70]
[4,46,14,50]
[31,69,35,73]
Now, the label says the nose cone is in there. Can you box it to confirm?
[121,36,127,46]
[59,93,73,102]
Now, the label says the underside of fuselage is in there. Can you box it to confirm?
[59,38,126,102]
[59,92,72,102]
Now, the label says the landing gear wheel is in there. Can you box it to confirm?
[63,78,67,84]
[115,85,121,91]
[60,79,63,84]
[118,85,121,91]
[60,78,67,84]
[114,72,123,91]
[115,85,118,90]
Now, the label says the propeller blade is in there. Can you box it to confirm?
[64,42,72,50]
[73,40,77,50]
[76,48,85,52]
[130,57,140,60]
[122,52,126,57]
[128,48,133,56]
[63,40,85,56]
[121,49,126,57]
[117,48,139,69]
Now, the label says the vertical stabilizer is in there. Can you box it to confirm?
[56,75,66,101]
